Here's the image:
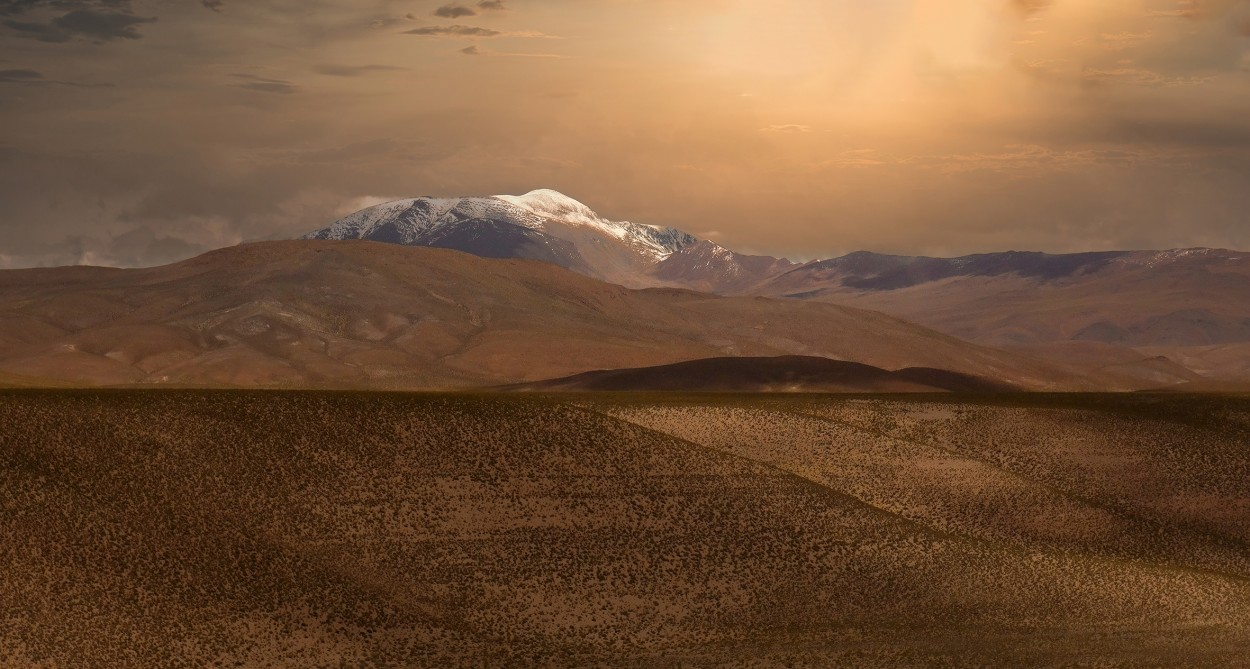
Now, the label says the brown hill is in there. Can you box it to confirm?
[506,355,1017,393]
[0,240,1110,390]
[758,249,1250,350]
[4,391,1250,666]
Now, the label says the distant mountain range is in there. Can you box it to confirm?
[0,241,1111,390]
[0,190,1243,391]
[309,191,1250,353]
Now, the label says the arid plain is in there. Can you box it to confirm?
[3,389,1250,668]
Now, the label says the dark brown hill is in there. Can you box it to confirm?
[505,355,1017,393]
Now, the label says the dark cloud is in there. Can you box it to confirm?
[434,4,476,19]
[461,44,482,55]
[0,68,112,86]
[369,14,417,30]
[0,1,39,16]
[229,73,298,95]
[404,24,500,37]
[311,63,404,77]
[2,2,155,42]
[0,0,134,15]
[0,68,41,81]
[52,9,154,40]
[478,0,507,10]
[201,0,222,12]
[3,18,70,40]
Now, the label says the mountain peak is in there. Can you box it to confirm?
[493,189,600,225]
[303,190,798,292]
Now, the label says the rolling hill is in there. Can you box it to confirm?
[505,355,1018,393]
[308,193,1250,365]
[758,249,1250,348]
[0,240,1107,390]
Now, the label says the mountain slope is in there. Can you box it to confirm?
[0,240,1107,390]
[308,192,1250,357]
[758,249,1250,349]
[306,189,794,292]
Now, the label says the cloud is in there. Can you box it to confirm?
[0,1,134,15]
[760,124,813,133]
[460,44,566,58]
[0,67,112,86]
[0,68,40,80]
[1099,31,1154,51]
[1148,1,1202,19]
[404,24,501,37]
[201,0,223,12]
[1009,0,1052,15]
[434,4,476,19]
[52,8,152,39]
[3,4,155,42]
[229,73,299,95]
[1081,66,1211,88]
[3,18,70,40]
[311,63,404,77]
[405,24,557,39]
[477,0,507,10]
[6,225,220,269]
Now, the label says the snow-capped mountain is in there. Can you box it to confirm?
[305,189,794,291]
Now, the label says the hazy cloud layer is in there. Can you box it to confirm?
[2,0,1250,267]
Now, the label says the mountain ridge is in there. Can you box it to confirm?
[306,189,795,292]
[305,191,1249,352]
[0,240,1123,391]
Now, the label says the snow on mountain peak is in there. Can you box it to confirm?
[495,189,596,220]
[306,190,699,262]
[492,190,696,259]
[492,189,619,239]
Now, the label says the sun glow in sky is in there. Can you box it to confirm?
[2,0,1250,267]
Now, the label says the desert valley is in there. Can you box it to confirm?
[5,0,1250,665]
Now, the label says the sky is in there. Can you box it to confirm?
[1,0,1249,267]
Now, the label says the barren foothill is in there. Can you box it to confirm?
[2,390,1249,667]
